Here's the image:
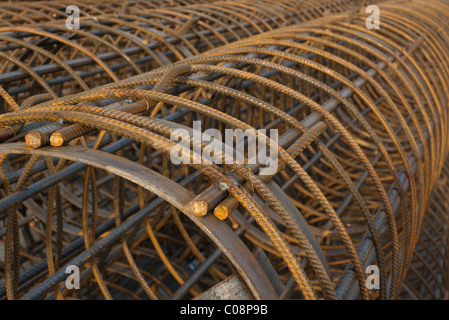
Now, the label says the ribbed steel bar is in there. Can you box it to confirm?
[0,0,213,26]
[0,0,377,112]
[0,0,448,301]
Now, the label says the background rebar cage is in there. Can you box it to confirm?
[0,0,448,300]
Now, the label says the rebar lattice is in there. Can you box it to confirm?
[0,0,448,301]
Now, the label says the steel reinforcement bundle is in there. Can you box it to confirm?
[0,0,377,112]
[0,0,449,300]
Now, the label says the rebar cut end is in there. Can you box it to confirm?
[50,132,64,147]
[25,132,42,149]
[188,200,208,217]
[214,205,229,220]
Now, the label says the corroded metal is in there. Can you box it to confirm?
[0,0,448,301]
[0,0,376,111]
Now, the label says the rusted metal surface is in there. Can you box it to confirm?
[0,0,212,25]
[0,0,448,301]
[0,0,376,110]
[400,156,449,300]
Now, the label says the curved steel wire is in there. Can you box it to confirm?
[0,0,448,301]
